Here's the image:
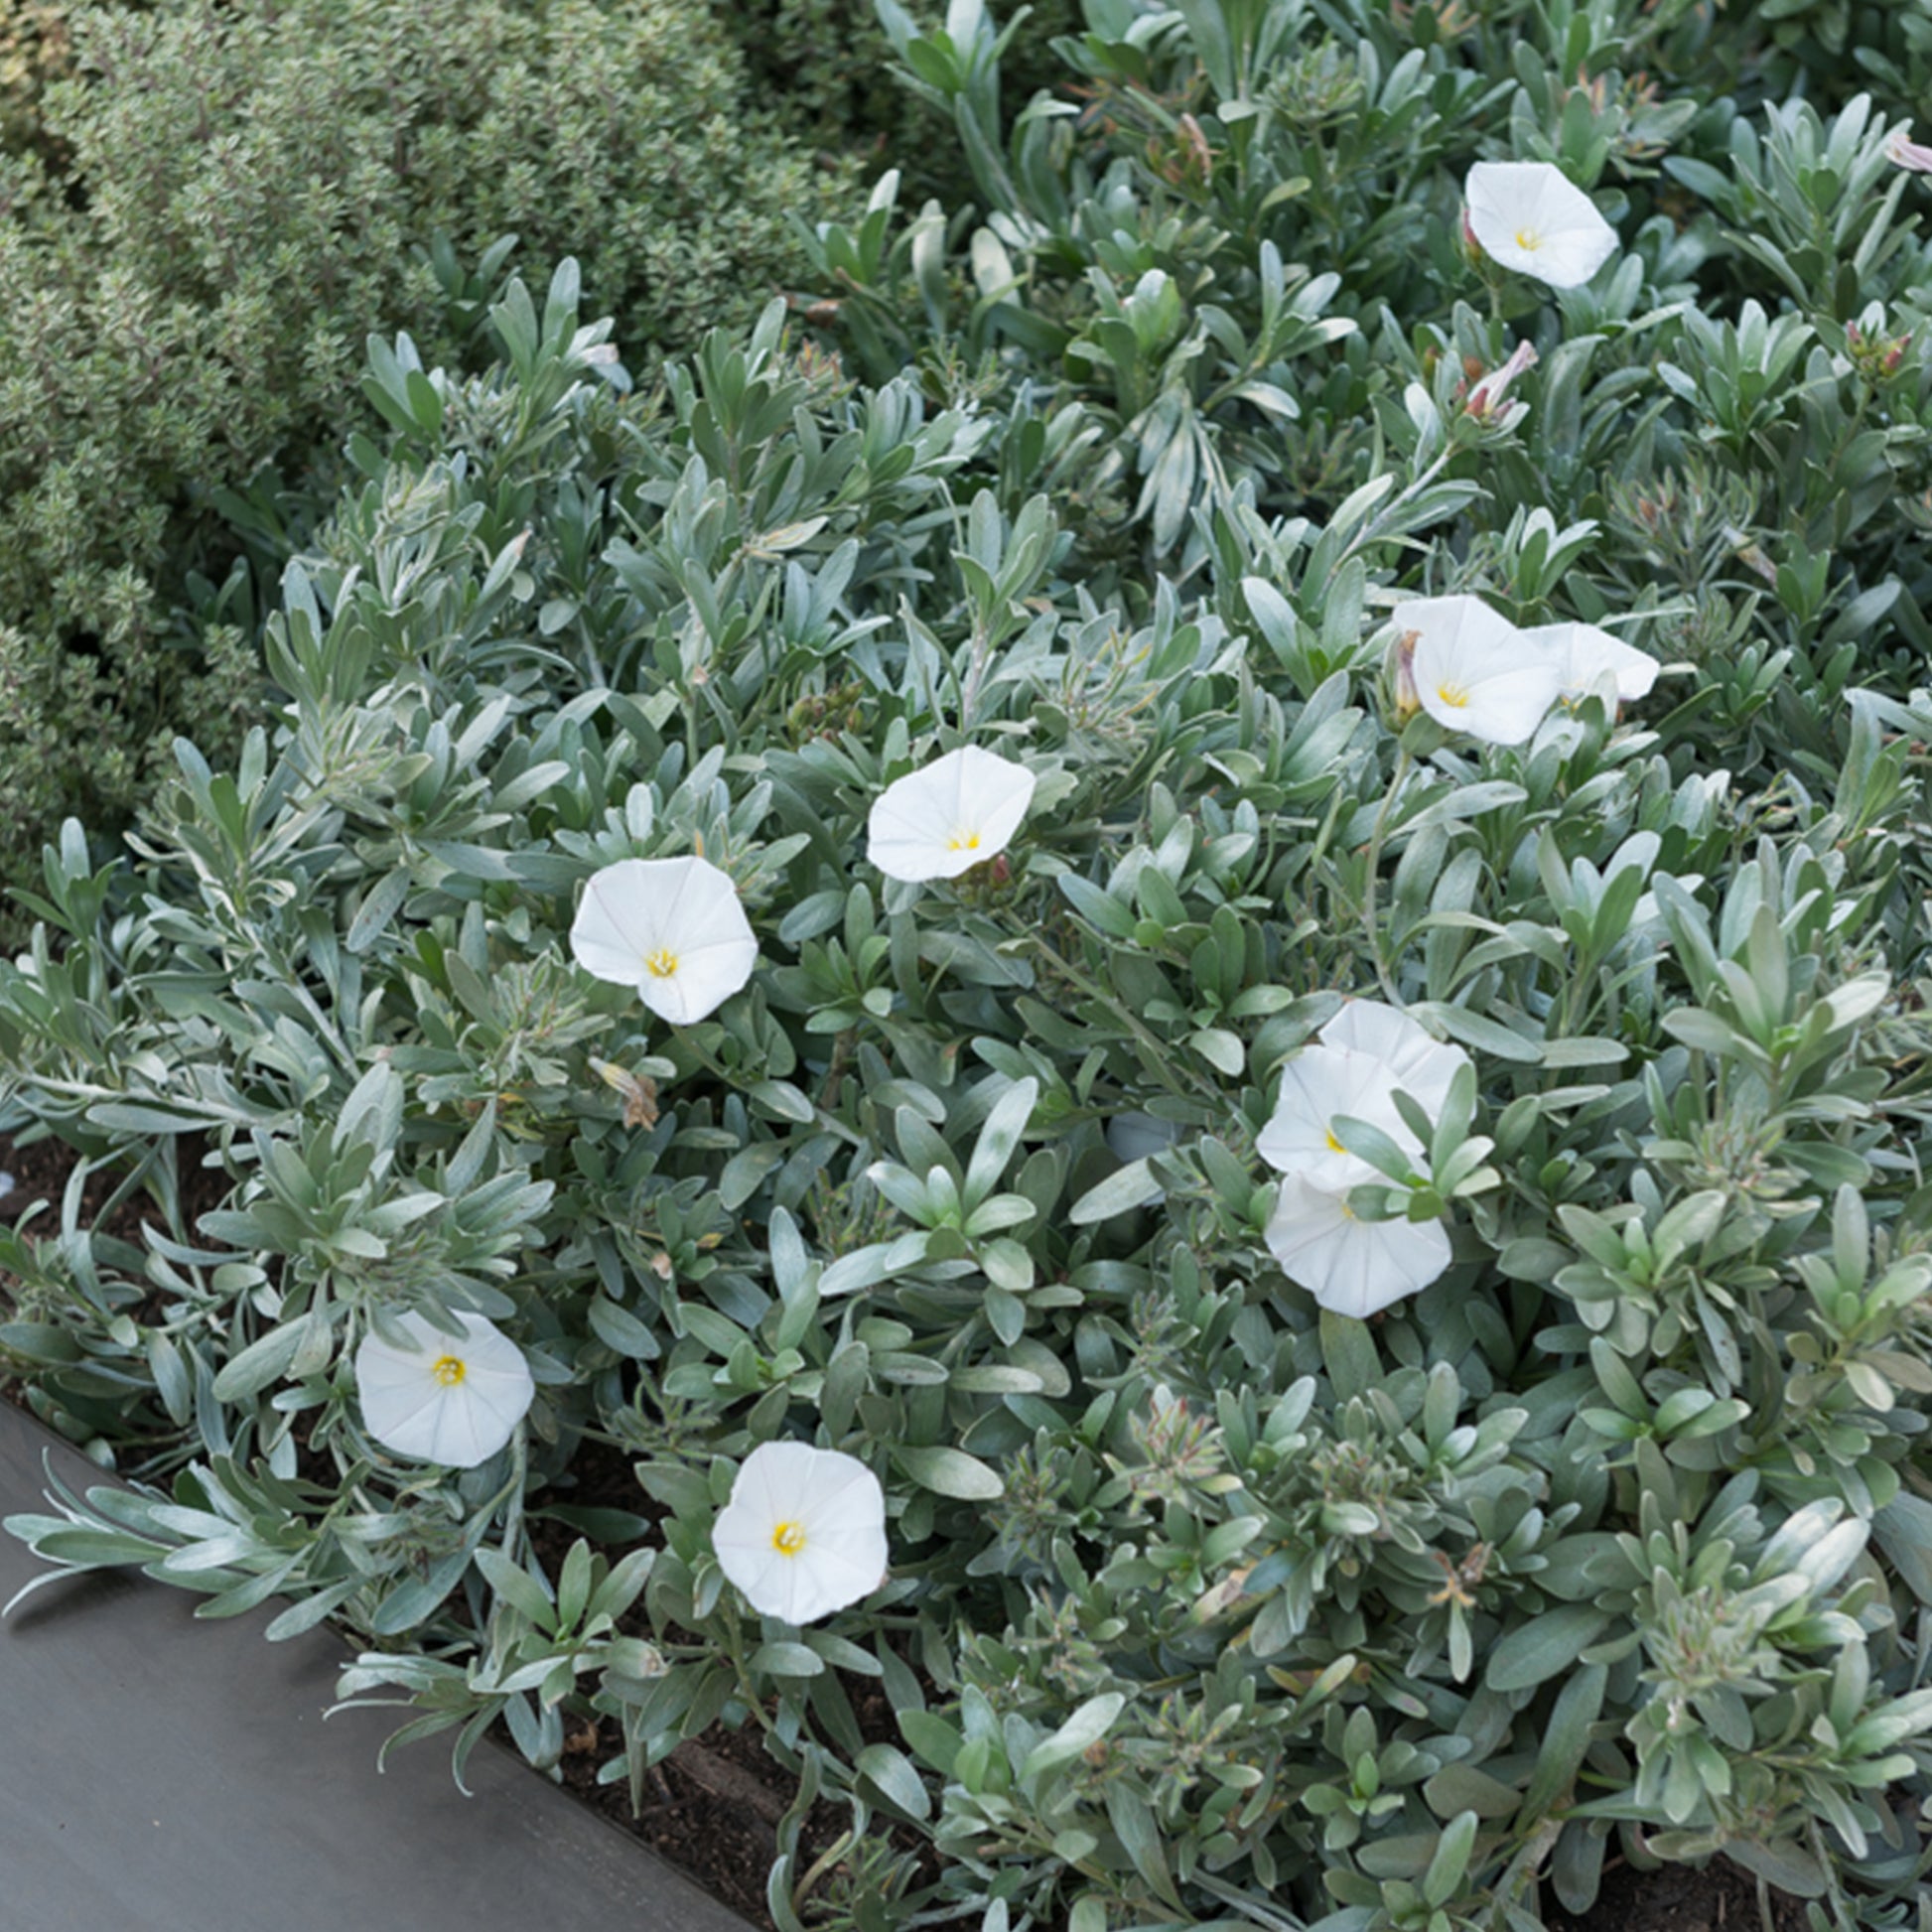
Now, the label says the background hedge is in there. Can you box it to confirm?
[0,0,853,925]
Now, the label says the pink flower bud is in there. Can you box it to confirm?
[1886,126,1932,172]
[1464,340,1538,420]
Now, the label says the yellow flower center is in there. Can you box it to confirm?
[770,1520,807,1557]
[946,830,983,853]
[1325,1129,1346,1153]
[1514,226,1542,251]
[1435,681,1470,709]
[643,947,678,979]
[431,1355,467,1387]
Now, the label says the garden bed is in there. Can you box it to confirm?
[0,1392,750,1932]
[7,2,1932,1928]
[0,1139,1823,1932]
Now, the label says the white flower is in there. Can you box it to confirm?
[1260,1000,1469,1188]
[1319,998,1470,1090]
[867,747,1036,883]
[354,1311,535,1468]
[712,1441,889,1624]
[1464,161,1618,290]
[1520,621,1660,705]
[1394,594,1562,745]
[569,855,758,1026]
[1264,1173,1453,1317]
[1259,1045,1419,1189]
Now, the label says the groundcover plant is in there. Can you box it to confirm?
[9,1,1932,1927]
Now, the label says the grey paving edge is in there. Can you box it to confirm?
[0,1400,754,1932]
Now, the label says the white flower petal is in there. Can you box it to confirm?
[1399,595,1559,745]
[725,1543,798,1618]
[422,1394,501,1468]
[1462,665,1567,745]
[1257,1045,1411,1189]
[354,1311,534,1468]
[1465,161,1617,290]
[1520,621,1660,704]
[362,1386,448,1458]
[571,862,669,978]
[783,1544,886,1624]
[805,1457,884,1522]
[571,856,757,1023]
[868,747,1036,883]
[713,1442,888,1624]
[461,1363,541,1433]
[712,1507,775,1565]
[1316,1001,1467,1111]
[1393,593,1515,664]
[973,767,1038,853]
[1265,1175,1453,1316]
[637,939,759,1027]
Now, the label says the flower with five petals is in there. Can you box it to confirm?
[867,747,1036,883]
[570,856,759,1026]
[712,1442,890,1624]
[1464,161,1618,290]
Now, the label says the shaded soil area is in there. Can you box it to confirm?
[0,1126,201,1245]
[0,1129,1850,1932]
[532,1443,837,1930]
[1544,1856,1812,1932]
[0,1125,228,1259]
[0,1128,907,1932]
[0,1126,230,1420]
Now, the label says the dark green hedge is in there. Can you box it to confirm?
[0,0,852,918]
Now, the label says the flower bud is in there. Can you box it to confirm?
[1886,126,1932,173]
[1390,626,1421,724]
[1464,339,1538,420]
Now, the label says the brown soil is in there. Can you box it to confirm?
[528,1434,935,1930]
[557,1715,846,1931]
[0,1126,229,1257]
[1543,1856,1812,1932]
[0,1126,230,1417]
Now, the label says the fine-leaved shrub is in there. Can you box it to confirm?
[5,236,1932,1925]
[0,0,849,925]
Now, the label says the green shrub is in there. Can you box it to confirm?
[0,0,75,162]
[6,237,1932,1924]
[0,0,848,925]
[11,1,1932,1927]
[806,0,1932,659]
[722,0,1082,201]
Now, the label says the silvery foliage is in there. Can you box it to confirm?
[11,0,1932,1921]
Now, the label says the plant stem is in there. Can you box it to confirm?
[1022,925,1214,1104]
[1363,748,1412,1006]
